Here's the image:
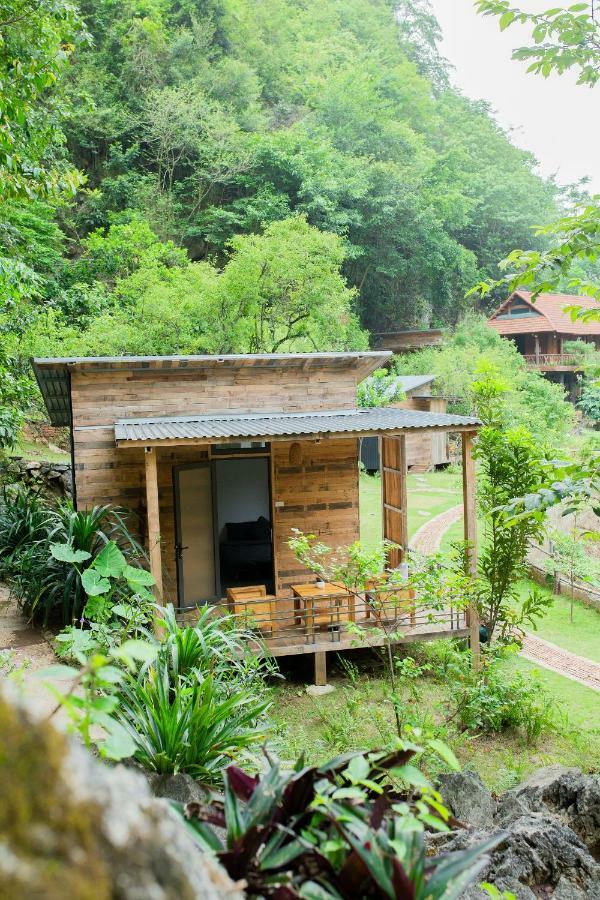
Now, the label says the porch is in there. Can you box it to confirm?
[117,407,481,685]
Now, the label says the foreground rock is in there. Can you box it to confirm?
[0,689,243,899]
[436,767,600,899]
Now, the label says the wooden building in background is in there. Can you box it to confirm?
[360,375,449,473]
[33,352,480,682]
[487,290,600,399]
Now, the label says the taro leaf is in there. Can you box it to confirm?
[123,563,155,586]
[81,567,111,596]
[50,543,91,564]
[226,764,260,801]
[93,541,127,578]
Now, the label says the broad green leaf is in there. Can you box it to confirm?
[81,568,111,596]
[390,764,432,789]
[123,564,155,586]
[112,640,158,665]
[50,543,91,564]
[100,720,137,760]
[93,541,127,578]
[345,754,369,783]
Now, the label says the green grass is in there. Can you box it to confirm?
[10,439,70,464]
[272,648,600,793]
[518,579,600,663]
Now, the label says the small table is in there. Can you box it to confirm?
[291,582,353,640]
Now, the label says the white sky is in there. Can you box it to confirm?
[429,0,600,192]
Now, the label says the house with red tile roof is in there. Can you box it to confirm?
[487,290,600,398]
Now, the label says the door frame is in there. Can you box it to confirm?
[173,461,220,609]
[173,453,275,609]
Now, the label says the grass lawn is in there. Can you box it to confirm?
[517,580,600,663]
[293,470,600,791]
[9,439,70,464]
[271,646,600,794]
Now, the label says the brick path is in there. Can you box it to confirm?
[411,503,463,554]
[521,633,600,693]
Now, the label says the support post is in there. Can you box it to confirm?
[462,431,480,669]
[314,651,327,687]
[144,447,163,608]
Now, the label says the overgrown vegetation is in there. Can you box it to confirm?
[180,746,503,899]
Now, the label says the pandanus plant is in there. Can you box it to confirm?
[179,745,504,899]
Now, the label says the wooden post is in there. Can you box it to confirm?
[314,651,327,687]
[462,432,480,668]
[144,447,164,608]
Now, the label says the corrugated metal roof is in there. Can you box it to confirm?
[114,407,480,444]
[394,375,435,394]
[31,351,392,426]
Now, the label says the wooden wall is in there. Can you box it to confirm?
[394,396,449,469]
[70,365,361,603]
[271,439,360,594]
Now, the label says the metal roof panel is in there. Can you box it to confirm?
[114,407,480,444]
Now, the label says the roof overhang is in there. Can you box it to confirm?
[114,407,481,448]
[32,352,393,427]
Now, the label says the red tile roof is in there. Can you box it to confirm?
[488,291,600,336]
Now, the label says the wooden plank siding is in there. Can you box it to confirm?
[71,365,362,605]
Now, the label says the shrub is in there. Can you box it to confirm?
[116,661,269,780]
[0,491,147,626]
[180,747,504,898]
[427,641,555,743]
[0,487,51,579]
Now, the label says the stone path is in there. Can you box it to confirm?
[411,503,463,554]
[0,585,70,723]
[521,633,600,693]
[409,501,600,693]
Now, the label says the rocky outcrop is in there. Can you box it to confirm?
[0,689,243,900]
[0,457,72,499]
[434,767,600,899]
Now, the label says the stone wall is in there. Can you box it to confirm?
[0,457,73,500]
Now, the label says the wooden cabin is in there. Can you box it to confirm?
[488,291,600,400]
[33,352,480,683]
[372,329,443,355]
[360,376,449,474]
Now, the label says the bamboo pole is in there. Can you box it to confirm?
[144,447,164,613]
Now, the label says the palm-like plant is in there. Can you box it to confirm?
[0,487,51,578]
[116,659,270,781]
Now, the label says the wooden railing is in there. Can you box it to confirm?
[205,587,468,654]
[523,353,578,368]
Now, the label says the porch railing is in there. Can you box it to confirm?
[211,587,468,653]
[523,353,578,368]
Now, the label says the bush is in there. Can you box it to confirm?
[426,641,555,743]
[111,605,274,780]
[0,489,148,626]
[180,746,504,898]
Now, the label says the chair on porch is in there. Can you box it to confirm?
[364,580,417,627]
[226,585,276,634]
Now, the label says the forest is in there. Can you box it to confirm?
[0,0,594,437]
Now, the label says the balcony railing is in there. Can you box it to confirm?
[523,353,579,368]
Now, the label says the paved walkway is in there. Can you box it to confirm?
[521,633,600,693]
[411,503,463,554]
[409,501,600,693]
